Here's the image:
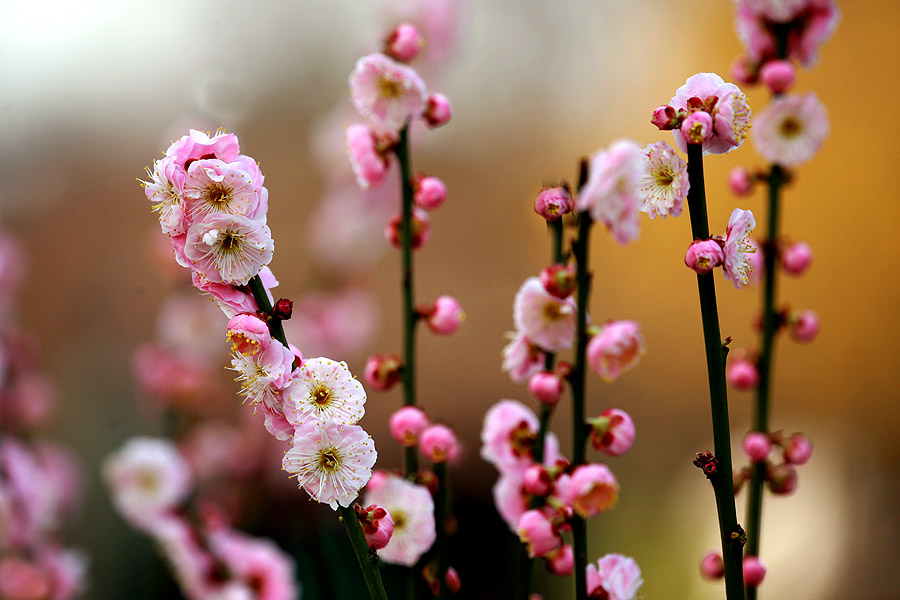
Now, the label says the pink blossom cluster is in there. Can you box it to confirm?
[103,437,299,600]
[480,400,639,592]
[0,232,88,600]
[735,430,813,496]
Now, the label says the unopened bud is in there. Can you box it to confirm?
[364,354,403,391]
[685,239,725,275]
[534,186,574,222]
[759,59,796,94]
[273,298,293,320]
[781,241,812,276]
[539,263,576,298]
[385,23,423,62]
[423,93,452,128]
[414,175,447,210]
[682,111,714,145]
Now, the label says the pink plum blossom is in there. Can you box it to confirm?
[781,240,813,275]
[165,129,240,169]
[356,504,394,550]
[346,123,393,190]
[413,175,447,210]
[423,93,452,128]
[480,399,540,473]
[681,111,714,145]
[226,313,272,356]
[735,0,840,67]
[283,420,376,510]
[363,473,435,566]
[754,93,829,167]
[586,321,645,382]
[103,437,193,529]
[783,432,813,464]
[184,214,274,286]
[589,408,635,457]
[528,371,564,405]
[685,239,725,275]
[419,424,460,463]
[502,332,546,384]
[423,295,464,335]
[669,73,752,155]
[788,309,820,342]
[545,544,575,576]
[183,159,261,225]
[389,406,430,446]
[557,464,619,518]
[284,357,366,426]
[513,277,576,353]
[349,53,428,133]
[142,155,187,236]
[722,208,758,289]
[517,509,561,558]
[586,553,643,600]
[209,529,300,600]
[534,186,574,222]
[192,266,279,319]
[230,339,294,412]
[638,141,688,219]
[700,550,725,580]
[385,23,424,62]
[364,354,403,392]
[576,139,644,245]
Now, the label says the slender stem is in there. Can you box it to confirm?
[249,274,389,598]
[434,463,450,599]
[570,211,593,600]
[745,27,790,600]
[340,505,390,600]
[394,126,420,482]
[685,144,744,600]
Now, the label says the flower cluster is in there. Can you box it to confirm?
[0,232,88,600]
[104,437,299,600]
[684,207,759,289]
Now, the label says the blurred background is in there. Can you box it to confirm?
[1,0,898,598]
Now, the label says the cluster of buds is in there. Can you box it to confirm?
[104,438,298,599]
[701,551,768,588]
[735,431,813,495]
[0,232,88,600]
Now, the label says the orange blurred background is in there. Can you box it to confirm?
[1,0,898,598]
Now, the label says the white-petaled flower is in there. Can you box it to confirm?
[349,53,427,133]
[184,213,274,286]
[283,421,376,510]
[638,141,689,219]
[513,278,577,353]
[230,340,294,412]
[722,208,757,289]
[284,357,366,426]
[183,159,258,225]
[501,331,545,384]
[102,438,192,528]
[141,155,187,236]
[753,92,829,167]
[363,472,435,566]
[576,139,644,245]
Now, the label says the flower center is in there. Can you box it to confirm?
[219,232,241,253]
[653,168,675,188]
[543,302,562,321]
[378,76,403,99]
[780,117,801,137]
[206,184,232,209]
[392,509,408,530]
[510,421,536,458]
[319,449,340,472]
[310,384,333,406]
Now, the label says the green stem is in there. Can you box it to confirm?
[685,144,744,600]
[248,276,289,348]
[394,126,420,482]
[340,505,390,600]
[570,211,593,600]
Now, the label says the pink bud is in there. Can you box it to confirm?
[386,208,432,250]
[783,433,813,465]
[788,309,819,342]
[414,175,447,210]
[445,567,461,594]
[743,556,767,587]
[523,464,553,497]
[539,263,576,299]
[226,312,271,356]
[544,544,574,576]
[517,509,561,558]
[767,463,798,495]
[423,93,452,128]
[389,406,429,447]
[0,557,51,600]
[589,408,635,457]
[759,59,796,94]
[587,321,645,382]
[685,239,725,275]
[728,166,755,196]
[781,241,812,275]
[699,551,725,580]
[419,424,460,463]
[533,186,574,222]
[385,23,423,62]
[422,295,464,335]
[742,432,772,463]
[727,356,759,391]
[560,464,619,518]
[356,503,394,550]
[731,54,760,86]
[528,372,564,405]
[364,354,403,392]
[681,111,714,145]
[650,105,682,130]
